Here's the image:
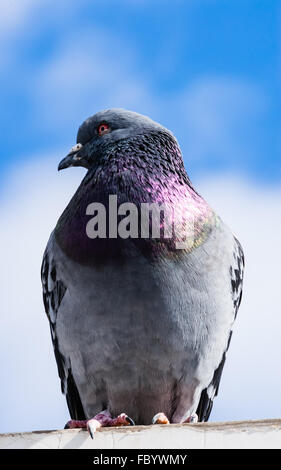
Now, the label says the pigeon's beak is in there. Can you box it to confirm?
[58,143,84,171]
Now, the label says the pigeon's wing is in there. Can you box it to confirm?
[41,245,86,421]
[196,236,245,421]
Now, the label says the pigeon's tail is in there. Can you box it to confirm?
[196,389,214,422]
[195,348,227,422]
[66,369,86,421]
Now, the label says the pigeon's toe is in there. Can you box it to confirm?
[64,419,88,429]
[152,412,170,424]
[87,418,102,438]
[183,413,198,423]
[85,410,135,438]
[110,413,135,427]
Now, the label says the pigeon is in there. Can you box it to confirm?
[41,108,244,436]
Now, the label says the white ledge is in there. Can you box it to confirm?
[1,419,281,449]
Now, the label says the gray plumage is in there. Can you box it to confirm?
[41,109,244,424]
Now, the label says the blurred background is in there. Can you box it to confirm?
[0,0,280,433]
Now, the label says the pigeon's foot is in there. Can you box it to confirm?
[66,410,135,438]
[64,419,88,429]
[183,413,198,423]
[87,411,135,438]
[152,412,170,425]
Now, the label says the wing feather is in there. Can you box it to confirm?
[196,237,244,421]
[41,247,86,420]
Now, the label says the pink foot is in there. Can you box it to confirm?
[65,410,135,438]
[65,419,88,429]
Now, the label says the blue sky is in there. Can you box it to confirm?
[1,0,280,184]
[1,0,281,435]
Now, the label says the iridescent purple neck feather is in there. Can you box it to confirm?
[55,130,217,265]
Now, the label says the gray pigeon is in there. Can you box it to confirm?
[41,109,244,435]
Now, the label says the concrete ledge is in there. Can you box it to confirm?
[1,419,281,449]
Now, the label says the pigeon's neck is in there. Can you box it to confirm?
[82,130,195,198]
[55,132,217,265]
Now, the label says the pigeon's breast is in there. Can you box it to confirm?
[54,243,195,421]
[53,218,234,418]
[54,169,217,267]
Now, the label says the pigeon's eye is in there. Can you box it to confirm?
[98,123,110,136]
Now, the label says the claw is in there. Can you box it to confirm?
[125,416,135,426]
[152,412,170,425]
[64,419,87,429]
[87,419,101,439]
[110,413,135,427]
[64,410,134,439]
[88,424,94,439]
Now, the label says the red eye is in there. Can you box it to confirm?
[98,123,110,136]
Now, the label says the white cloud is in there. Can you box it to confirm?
[0,0,78,34]
[196,174,281,421]
[0,0,268,179]
[0,153,86,433]
[34,40,266,170]
[0,155,280,433]
[0,0,35,68]
[31,35,266,176]
[176,77,267,167]
[32,29,155,132]
[0,0,277,431]
[0,0,79,69]
[0,0,36,33]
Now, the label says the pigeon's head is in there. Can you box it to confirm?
[58,108,176,171]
